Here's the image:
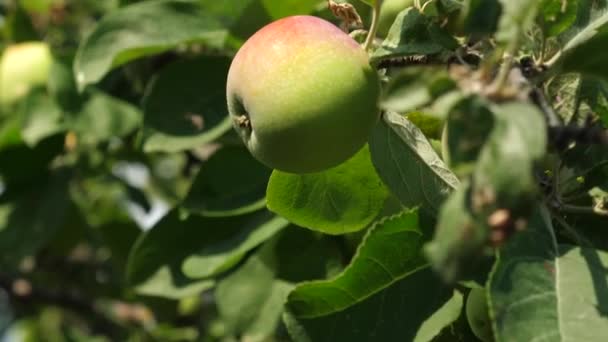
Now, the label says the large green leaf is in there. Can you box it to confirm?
[216,227,336,342]
[287,209,426,318]
[126,209,280,298]
[74,0,227,90]
[141,56,232,152]
[489,207,608,341]
[181,214,288,278]
[369,111,459,215]
[562,28,608,81]
[183,145,271,217]
[284,268,462,342]
[266,146,389,235]
[561,2,608,52]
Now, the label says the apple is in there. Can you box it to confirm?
[466,288,494,342]
[378,0,415,37]
[226,15,380,174]
[19,0,61,14]
[0,41,53,108]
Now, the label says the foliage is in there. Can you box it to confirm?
[1,0,608,341]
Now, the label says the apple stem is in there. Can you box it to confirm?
[364,0,382,51]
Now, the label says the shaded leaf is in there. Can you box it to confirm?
[424,181,491,284]
[369,111,459,215]
[380,67,457,114]
[495,0,541,44]
[182,215,288,278]
[69,90,142,146]
[142,56,232,152]
[74,0,227,90]
[284,268,461,342]
[562,27,608,81]
[0,171,72,265]
[126,209,278,298]
[183,145,271,217]
[216,227,335,342]
[372,7,458,61]
[19,90,64,147]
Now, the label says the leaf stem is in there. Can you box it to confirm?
[364,0,383,51]
[561,204,601,216]
[490,39,518,92]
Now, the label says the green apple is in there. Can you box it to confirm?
[226,15,380,174]
[466,288,494,342]
[19,0,61,14]
[0,41,52,107]
[378,0,415,37]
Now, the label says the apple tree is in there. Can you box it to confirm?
[1,0,608,341]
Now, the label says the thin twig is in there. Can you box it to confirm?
[364,0,382,51]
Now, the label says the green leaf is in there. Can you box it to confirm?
[0,134,64,190]
[489,207,608,341]
[380,67,457,114]
[473,102,547,213]
[0,171,72,265]
[19,90,64,147]
[74,0,227,90]
[578,77,608,126]
[183,145,271,217]
[288,209,426,318]
[459,0,502,36]
[260,0,321,19]
[442,96,495,175]
[426,102,547,283]
[216,227,335,341]
[284,268,462,342]
[69,90,142,146]
[47,55,82,112]
[546,73,582,123]
[372,7,459,61]
[562,28,608,81]
[495,0,541,44]
[141,56,232,152]
[126,209,279,298]
[561,3,608,52]
[369,111,459,215]
[424,181,491,283]
[266,146,389,235]
[181,215,288,278]
[538,0,577,37]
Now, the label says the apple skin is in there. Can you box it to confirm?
[19,0,59,14]
[226,15,380,174]
[378,0,415,37]
[0,42,52,108]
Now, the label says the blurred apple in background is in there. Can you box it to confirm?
[0,41,52,108]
